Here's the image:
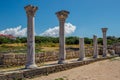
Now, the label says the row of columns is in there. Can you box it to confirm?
[24,5,108,69]
[79,29,108,60]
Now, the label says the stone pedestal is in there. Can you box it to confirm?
[93,35,98,58]
[24,5,38,69]
[78,38,85,61]
[102,28,108,57]
[111,50,115,56]
[56,10,69,64]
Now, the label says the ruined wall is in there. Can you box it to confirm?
[113,43,120,56]
[0,51,79,67]
[0,57,114,80]
[0,46,103,67]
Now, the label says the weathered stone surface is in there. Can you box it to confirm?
[0,56,116,80]
[102,28,108,57]
[0,49,104,67]
[113,43,120,56]
[25,5,38,69]
[56,10,69,64]
[78,38,85,61]
[93,35,98,58]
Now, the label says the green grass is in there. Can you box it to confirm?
[55,78,64,80]
[0,43,95,54]
[110,57,120,61]
[0,43,44,54]
[0,43,79,54]
[54,76,69,80]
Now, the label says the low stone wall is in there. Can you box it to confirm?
[0,51,79,67]
[0,46,104,67]
[0,56,115,80]
[113,43,120,56]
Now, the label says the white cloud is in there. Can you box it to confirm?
[40,23,76,37]
[0,23,76,37]
[0,26,27,37]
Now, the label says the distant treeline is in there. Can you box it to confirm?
[0,36,120,45]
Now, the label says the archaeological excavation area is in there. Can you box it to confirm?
[0,5,120,80]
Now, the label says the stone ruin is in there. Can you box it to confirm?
[0,5,118,69]
[0,4,119,80]
[112,43,120,56]
[22,5,118,69]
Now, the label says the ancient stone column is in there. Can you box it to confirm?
[93,35,98,58]
[78,38,85,61]
[24,5,38,69]
[102,28,108,57]
[56,10,69,64]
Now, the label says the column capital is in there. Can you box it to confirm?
[56,10,69,21]
[24,5,38,17]
[101,28,108,33]
[93,35,97,38]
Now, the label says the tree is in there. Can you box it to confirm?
[19,37,27,43]
[98,38,103,45]
[66,36,79,44]
[84,37,92,44]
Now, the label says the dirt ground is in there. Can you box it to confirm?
[27,57,120,80]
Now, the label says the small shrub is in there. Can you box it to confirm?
[55,78,64,80]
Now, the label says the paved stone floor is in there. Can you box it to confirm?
[0,58,89,72]
[27,57,120,80]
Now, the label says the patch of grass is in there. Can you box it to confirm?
[0,43,94,54]
[63,76,69,80]
[0,43,27,54]
[110,57,120,61]
[0,65,24,72]
[54,76,69,80]
[55,78,64,80]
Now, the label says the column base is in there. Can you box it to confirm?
[102,54,107,57]
[93,55,99,58]
[58,60,66,64]
[25,64,37,69]
[77,58,84,61]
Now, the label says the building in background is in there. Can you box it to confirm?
[0,34,16,40]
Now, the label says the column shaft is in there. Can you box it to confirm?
[58,20,66,64]
[24,5,38,69]
[103,33,107,56]
[78,38,85,61]
[93,35,98,58]
[26,16,36,68]
[56,10,69,64]
[102,28,108,57]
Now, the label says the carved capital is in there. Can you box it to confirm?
[24,5,38,17]
[93,35,97,38]
[102,28,108,33]
[56,10,69,21]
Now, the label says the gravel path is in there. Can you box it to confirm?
[27,57,120,80]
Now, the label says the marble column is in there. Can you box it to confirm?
[24,5,38,69]
[56,10,69,64]
[93,35,98,58]
[78,38,85,61]
[102,28,108,57]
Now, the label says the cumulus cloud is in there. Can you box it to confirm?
[0,26,27,37]
[0,23,76,37]
[40,23,76,37]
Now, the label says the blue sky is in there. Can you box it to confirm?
[0,0,120,38]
